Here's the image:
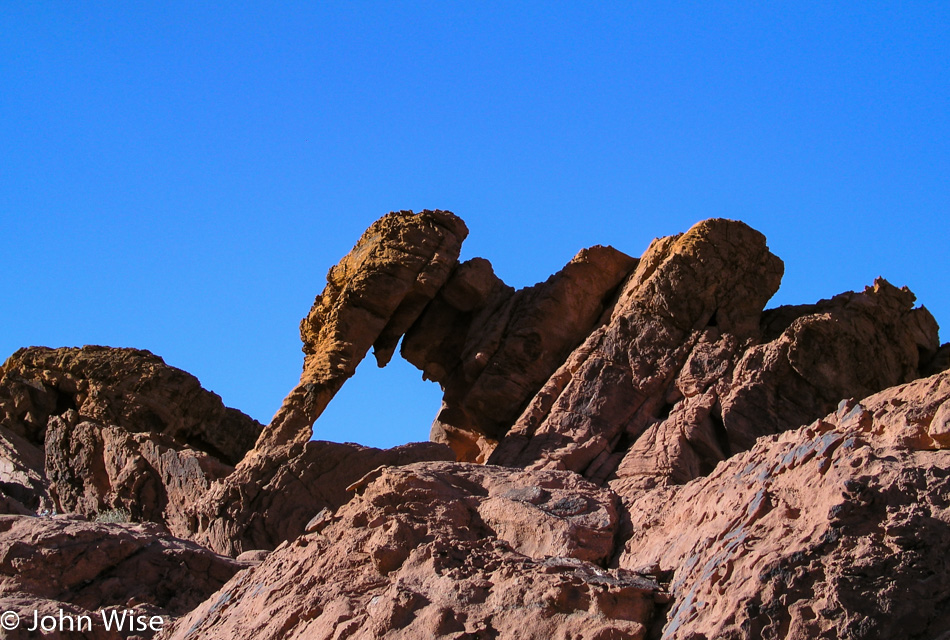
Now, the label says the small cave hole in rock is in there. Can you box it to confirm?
[53,390,78,415]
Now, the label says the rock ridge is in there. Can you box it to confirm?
[0,209,947,639]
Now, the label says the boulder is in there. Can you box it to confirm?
[0,346,262,465]
[191,440,454,556]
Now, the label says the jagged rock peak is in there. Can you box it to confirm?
[489,217,786,475]
[487,220,941,497]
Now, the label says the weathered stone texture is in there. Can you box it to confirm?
[0,515,245,639]
[402,246,637,462]
[0,346,262,465]
[617,369,950,640]
[162,463,663,640]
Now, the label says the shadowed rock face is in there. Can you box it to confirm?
[190,440,453,556]
[163,463,662,640]
[489,218,786,476]
[618,370,950,640]
[607,277,939,494]
[43,411,233,538]
[402,246,637,462]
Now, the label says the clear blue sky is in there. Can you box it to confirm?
[2,3,947,449]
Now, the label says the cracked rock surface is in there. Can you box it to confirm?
[618,370,950,640]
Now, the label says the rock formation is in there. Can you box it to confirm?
[43,411,233,538]
[163,463,663,640]
[0,345,261,519]
[190,440,453,556]
[0,346,263,465]
[0,209,947,639]
[189,209,467,554]
[402,246,637,462]
[0,515,246,639]
[489,221,939,496]
[261,209,468,456]
[618,369,950,639]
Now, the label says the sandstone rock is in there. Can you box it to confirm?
[617,370,950,640]
[0,515,245,639]
[924,341,950,376]
[261,209,468,457]
[161,462,663,640]
[490,219,784,476]
[489,220,939,497]
[0,346,262,465]
[191,440,454,556]
[610,277,940,493]
[235,550,269,565]
[38,408,451,555]
[0,423,50,513]
[44,411,232,538]
[189,210,467,555]
[2,212,946,640]
[402,246,637,462]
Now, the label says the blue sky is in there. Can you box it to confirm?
[2,3,947,448]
